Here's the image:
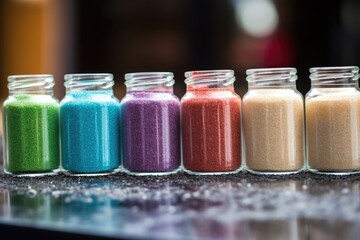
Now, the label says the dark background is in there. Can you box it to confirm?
[1,0,360,100]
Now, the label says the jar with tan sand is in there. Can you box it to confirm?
[243,68,305,174]
[306,66,360,174]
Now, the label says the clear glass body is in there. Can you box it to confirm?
[121,72,181,175]
[60,74,120,175]
[243,68,305,174]
[3,75,60,176]
[306,66,360,174]
[181,70,242,175]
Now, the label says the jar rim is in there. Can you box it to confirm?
[8,74,54,82]
[64,73,113,81]
[184,69,233,78]
[246,68,297,83]
[124,72,174,88]
[246,67,296,76]
[64,73,114,90]
[309,66,359,85]
[310,66,359,73]
[125,72,173,80]
[184,69,235,86]
[7,74,55,92]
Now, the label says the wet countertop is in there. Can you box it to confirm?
[0,168,359,240]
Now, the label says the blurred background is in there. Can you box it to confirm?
[1,0,360,101]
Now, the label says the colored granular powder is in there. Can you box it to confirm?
[306,90,360,171]
[60,91,120,173]
[121,91,180,173]
[181,89,241,172]
[3,94,60,173]
[243,89,304,172]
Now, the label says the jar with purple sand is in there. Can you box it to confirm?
[60,74,121,175]
[120,72,181,175]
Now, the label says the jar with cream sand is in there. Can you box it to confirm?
[243,68,305,174]
[306,66,360,174]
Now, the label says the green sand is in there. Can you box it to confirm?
[3,95,60,174]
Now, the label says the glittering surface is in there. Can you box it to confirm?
[181,89,241,172]
[60,91,120,173]
[0,171,360,239]
[3,95,60,174]
[120,91,180,173]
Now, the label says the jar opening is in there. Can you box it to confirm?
[125,72,174,91]
[184,70,235,88]
[246,68,297,88]
[64,73,114,91]
[310,66,359,87]
[8,74,55,94]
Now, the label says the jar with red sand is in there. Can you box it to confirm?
[181,70,242,175]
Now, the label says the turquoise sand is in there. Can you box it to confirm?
[60,91,120,174]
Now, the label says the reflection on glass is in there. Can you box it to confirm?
[7,190,55,221]
[0,188,9,217]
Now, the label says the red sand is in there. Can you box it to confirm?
[181,88,241,173]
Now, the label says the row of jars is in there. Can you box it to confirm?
[2,66,360,176]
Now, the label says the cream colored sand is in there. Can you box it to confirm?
[243,89,304,172]
[306,90,360,171]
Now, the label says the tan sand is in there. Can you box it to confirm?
[306,89,360,171]
[243,89,304,172]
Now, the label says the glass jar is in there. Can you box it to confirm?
[306,66,360,174]
[243,68,304,174]
[60,73,120,175]
[181,70,241,174]
[121,72,180,175]
[3,75,60,176]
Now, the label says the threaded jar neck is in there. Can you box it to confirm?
[185,70,235,90]
[8,74,55,94]
[246,68,297,89]
[124,72,174,92]
[64,73,114,92]
[310,66,359,88]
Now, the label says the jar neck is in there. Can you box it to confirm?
[64,73,114,92]
[246,68,297,90]
[8,75,55,95]
[185,70,235,91]
[310,66,359,88]
[125,72,174,92]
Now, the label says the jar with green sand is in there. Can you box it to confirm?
[3,75,60,176]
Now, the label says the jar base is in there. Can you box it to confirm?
[246,168,304,175]
[308,168,360,175]
[123,167,181,176]
[62,167,120,176]
[4,169,59,177]
[183,168,242,175]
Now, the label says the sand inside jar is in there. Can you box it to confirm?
[306,90,360,171]
[243,89,304,172]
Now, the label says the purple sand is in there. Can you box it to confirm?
[120,91,180,173]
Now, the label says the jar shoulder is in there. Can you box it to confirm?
[306,88,360,101]
[3,94,59,107]
[121,92,180,104]
[243,89,303,102]
[181,90,241,101]
[61,91,119,104]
